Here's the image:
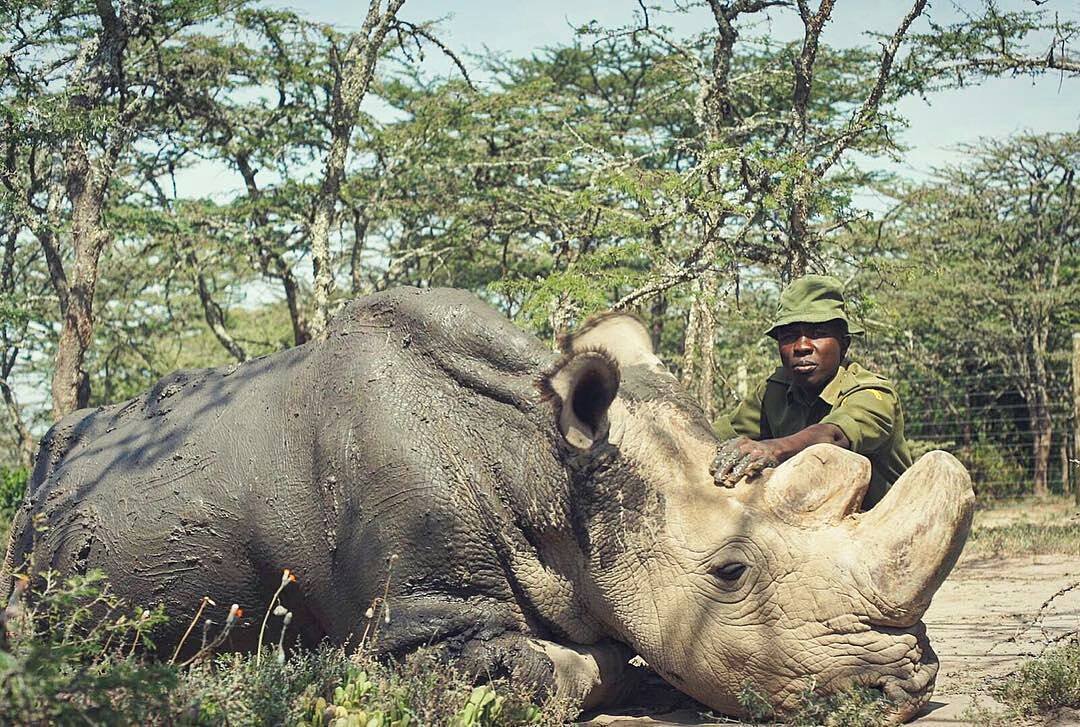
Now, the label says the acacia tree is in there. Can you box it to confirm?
[612,0,1078,416]
[508,1,948,417]
[874,132,1079,496]
[0,0,242,421]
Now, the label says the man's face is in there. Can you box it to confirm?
[774,320,849,394]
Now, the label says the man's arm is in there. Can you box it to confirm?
[712,385,898,487]
[748,422,850,461]
[712,424,850,486]
[819,387,897,456]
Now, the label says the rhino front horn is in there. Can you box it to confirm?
[854,451,974,627]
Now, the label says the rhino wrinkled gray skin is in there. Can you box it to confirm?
[1,287,974,721]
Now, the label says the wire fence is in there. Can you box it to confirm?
[891,370,1076,498]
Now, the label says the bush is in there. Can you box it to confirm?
[906,439,956,461]
[0,569,565,725]
[177,646,564,727]
[0,570,178,724]
[953,440,1027,499]
[294,649,565,727]
[993,641,1080,717]
[737,679,894,726]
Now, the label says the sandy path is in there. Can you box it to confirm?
[914,555,1078,724]
[585,555,1080,726]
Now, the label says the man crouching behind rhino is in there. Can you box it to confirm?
[1,287,973,722]
[713,275,913,507]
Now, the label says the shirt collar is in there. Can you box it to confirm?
[769,363,850,407]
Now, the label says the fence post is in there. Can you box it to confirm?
[1073,332,1080,505]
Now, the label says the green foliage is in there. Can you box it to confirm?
[0,570,562,725]
[738,678,894,726]
[180,646,355,725]
[0,0,1077,508]
[993,642,1080,718]
[0,467,27,563]
[855,131,1080,496]
[954,441,1029,500]
[171,646,565,725]
[0,571,177,724]
[300,659,548,727]
[0,467,27,525]
[737,680,776,722]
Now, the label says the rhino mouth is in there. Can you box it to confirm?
[760,621,939,721]
[873,623,939,722]
[812,621,939,722]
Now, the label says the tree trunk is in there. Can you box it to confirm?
[682,1,740,420]
[309,0,405,340]
[350,210,369,294]
[1061,436,1070,496]
[682,270,719,421]
[52,144,110,420]
[234,154,310,347]
[188,250,247,363]
[1032,415,1052,498]
[49,3,132,420]
[1028,387,1053,497]
[649,293,667,353]
[549,292,577,349]
[1073,332,1080,504]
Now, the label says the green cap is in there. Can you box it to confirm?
[765,274,864,338]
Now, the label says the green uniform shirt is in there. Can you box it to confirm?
[715,362,912,508]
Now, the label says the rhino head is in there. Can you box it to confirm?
[545,313,974,721]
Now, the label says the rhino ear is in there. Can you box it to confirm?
[560,312,665,372]
[540,350,620,450]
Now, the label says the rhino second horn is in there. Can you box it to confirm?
[853,450,975,627]
[763,444,870,527]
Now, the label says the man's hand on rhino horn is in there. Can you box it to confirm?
[711,437,778,488]
[725,450,779,486]
[711,437,752,488]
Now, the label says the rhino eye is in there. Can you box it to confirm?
[713,562,748,583]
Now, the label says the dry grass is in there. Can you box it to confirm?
[961,496,1080,561]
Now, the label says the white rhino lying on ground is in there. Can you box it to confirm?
[2,287,973,722]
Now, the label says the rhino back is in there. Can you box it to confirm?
[5,343,332,644]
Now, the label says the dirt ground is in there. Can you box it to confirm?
[586,499,1080,726]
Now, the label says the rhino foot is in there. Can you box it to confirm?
[525,638,637,712]
[453,633,636,713]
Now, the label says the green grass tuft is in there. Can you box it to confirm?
[737,679,894,726]
[993,641,1080,717]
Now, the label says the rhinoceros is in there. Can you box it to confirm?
[1,287,973,720]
